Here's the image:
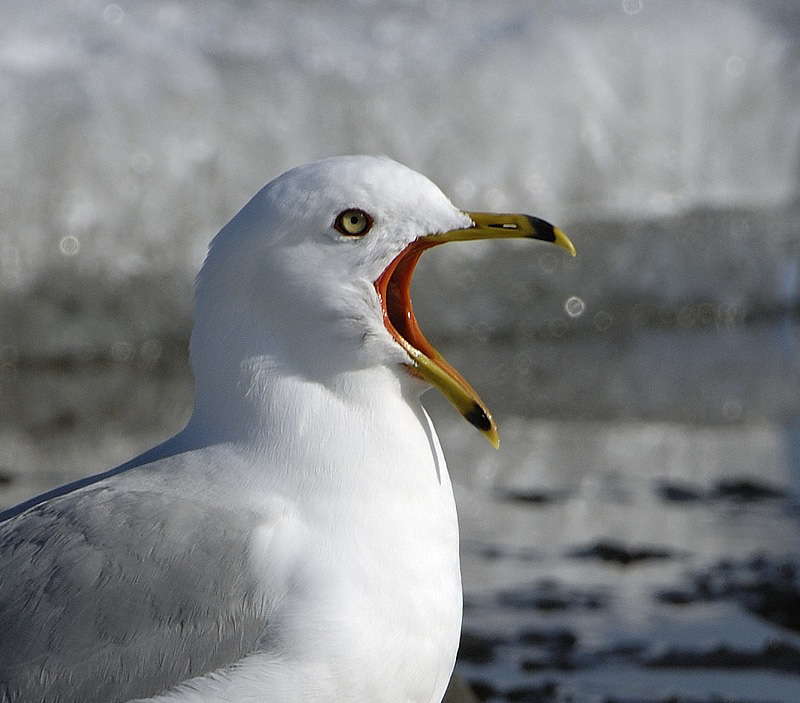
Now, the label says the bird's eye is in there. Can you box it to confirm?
[334,209,373,237]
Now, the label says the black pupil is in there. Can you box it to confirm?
[337,210,368,235]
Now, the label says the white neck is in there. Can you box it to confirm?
[177,322,437,480]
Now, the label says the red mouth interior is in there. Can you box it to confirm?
[375,239,435,360]
[374,238,474,391]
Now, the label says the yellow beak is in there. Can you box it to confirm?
[375,211,575,448]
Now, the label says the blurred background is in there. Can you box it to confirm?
[1,1,799,701]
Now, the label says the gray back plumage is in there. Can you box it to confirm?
[0,456,268,703]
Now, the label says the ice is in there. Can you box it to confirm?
[0,0,798,298]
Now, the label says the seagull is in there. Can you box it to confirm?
[0,155,574,703]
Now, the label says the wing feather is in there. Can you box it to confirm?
[0,457,269,703]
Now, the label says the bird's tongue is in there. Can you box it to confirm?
[375,238,497,446]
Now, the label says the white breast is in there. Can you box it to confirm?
[145,390,462,703]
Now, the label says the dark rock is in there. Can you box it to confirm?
[518,628,578,650]
[655,481,705,503]
[495,488,570,506]
[712,478,787,501]
[443,674,483,703]
[657,554,800,632]
[645,640,800,672]
[458,631,499,665]
[495,580,609,612]
[568,540,675,566]
[503,681,560,702]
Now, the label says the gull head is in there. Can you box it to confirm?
[191,155,574,446]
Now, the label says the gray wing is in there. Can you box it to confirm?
[0,457,269,703]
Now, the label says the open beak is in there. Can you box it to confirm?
[374,212,575,448]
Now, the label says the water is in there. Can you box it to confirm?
[2,1,800,701]
[3,305,799,701]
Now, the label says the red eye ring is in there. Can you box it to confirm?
[334,209,373,237]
